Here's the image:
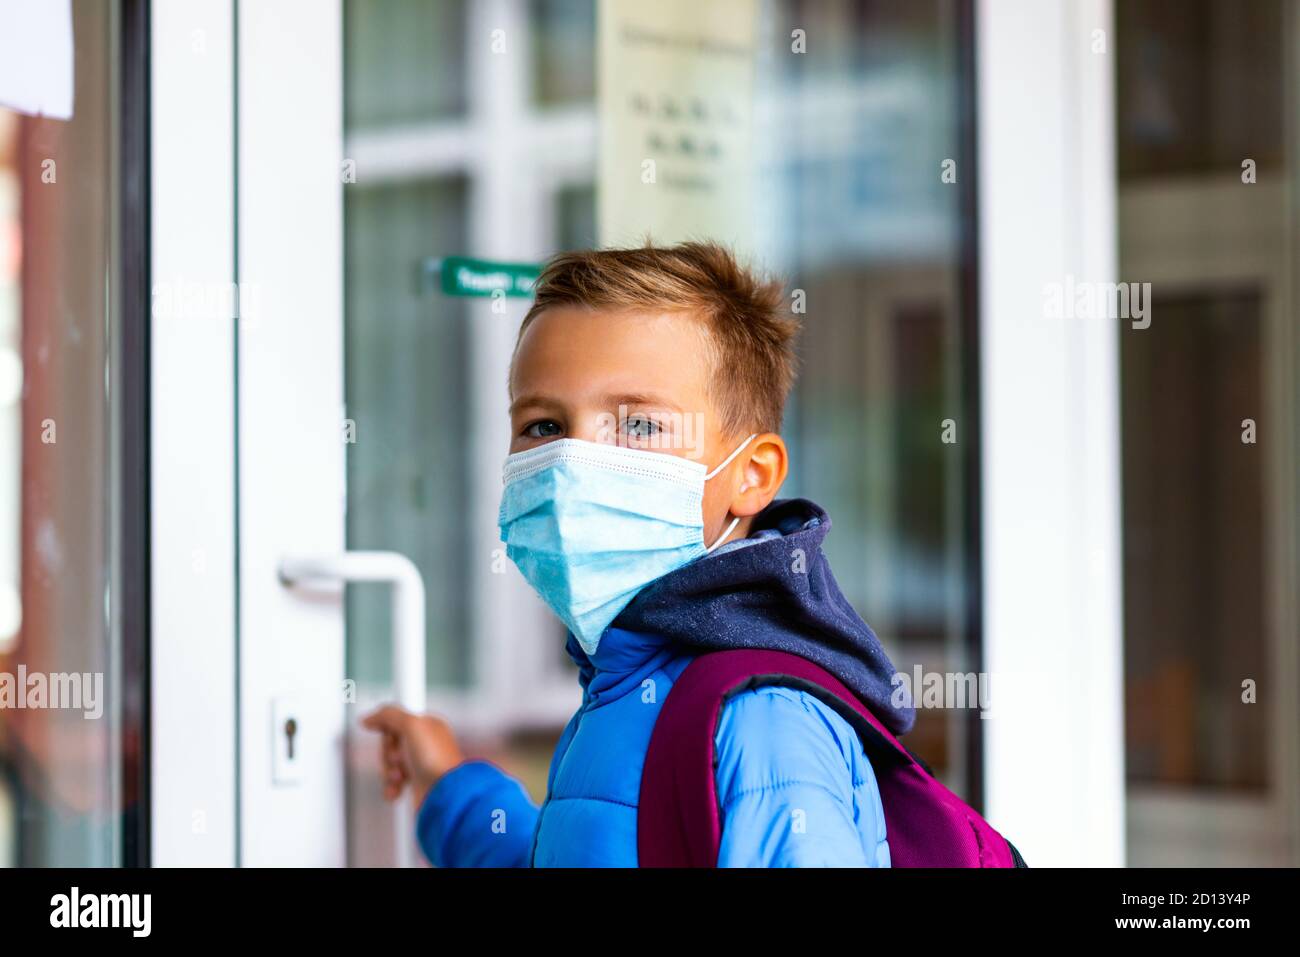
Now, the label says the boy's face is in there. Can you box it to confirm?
[508,305,746,545]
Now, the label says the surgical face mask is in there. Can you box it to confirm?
[498,433,757,656]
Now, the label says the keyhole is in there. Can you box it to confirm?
[284,717,298,759]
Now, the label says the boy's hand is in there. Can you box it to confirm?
[360,705,466,810]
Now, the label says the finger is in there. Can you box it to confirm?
[360,705,406,733]
[385,769,409,800]
[381,737,408,775]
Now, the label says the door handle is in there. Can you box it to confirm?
[279,551,427,868]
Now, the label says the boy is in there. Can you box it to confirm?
[362,241,913,867]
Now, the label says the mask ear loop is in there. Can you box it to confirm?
[705,516,741,553]
[704,433,758,481]
[703,433,758,552]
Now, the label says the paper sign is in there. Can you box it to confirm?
[0,0,74,120]
[597,0,757,252]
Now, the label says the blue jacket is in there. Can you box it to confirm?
[417,499,913,867]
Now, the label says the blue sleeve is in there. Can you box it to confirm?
[415,759,540,867]
[713,686,889,868]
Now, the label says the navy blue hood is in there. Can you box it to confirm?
[566,497,915,735]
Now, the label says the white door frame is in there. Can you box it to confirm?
[150,0,238,867]
[151,0,348,867]
[235,0,346,867]
[976,0,1126,866]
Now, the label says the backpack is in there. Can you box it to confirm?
[637,649,1028,867]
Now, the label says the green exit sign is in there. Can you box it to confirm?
[421,256,541,298]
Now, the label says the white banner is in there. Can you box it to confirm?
[0,0,74,120]
[597,0,756,252]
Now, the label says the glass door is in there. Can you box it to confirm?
[337,0,981,865]
[1116,0,1300,866]
[0,0,146,867]
[156,0,981,867]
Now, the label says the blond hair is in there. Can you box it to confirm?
[515,240,800,436]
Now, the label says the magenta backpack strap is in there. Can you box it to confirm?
[637,648,1019,868]
[636,648,908,867]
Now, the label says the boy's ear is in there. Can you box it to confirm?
[730,433,788,517]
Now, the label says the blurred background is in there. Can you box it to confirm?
[0,0,1296,867]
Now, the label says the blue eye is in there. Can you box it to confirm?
[524,420,563,439]
[623,415,661,439]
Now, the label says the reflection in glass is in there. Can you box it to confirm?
[1118,0,1299,865]
[766,0,972,790]
[1122,292,1266,790]
[339,0,979,861]
[0,0,123,867]
[345,177,473,690]
[530,0,596,108]
[344,0,469,128]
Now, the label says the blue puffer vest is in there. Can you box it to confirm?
[528,628,691,865]
[416,499,913,867]
[527,626,892,866]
